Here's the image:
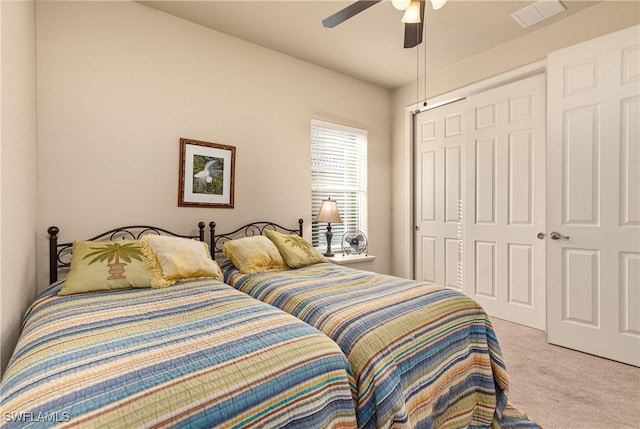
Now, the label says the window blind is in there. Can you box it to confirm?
[310,119,368,253]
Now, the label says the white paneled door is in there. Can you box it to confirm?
[464,74,547,330]
[547,25,640,366]
[414,72,546,330]
[414,100,465,290]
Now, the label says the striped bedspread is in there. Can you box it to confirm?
[223,262,538,429]
[0,279,358,428]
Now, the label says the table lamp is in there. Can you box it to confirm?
[316,197,343,257]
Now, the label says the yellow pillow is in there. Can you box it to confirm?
[222,236,288,274]
[264,230,327,268]
[140,235,222,287]
[59,240,152,296]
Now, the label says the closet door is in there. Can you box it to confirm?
[547,25,640,366]
[414,100,465,289]
[464,74,547,330]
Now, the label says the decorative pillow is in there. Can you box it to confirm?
[140,235,223,287]
[222,236,288,274]
[59,240,152,296]
[263,229,327,268]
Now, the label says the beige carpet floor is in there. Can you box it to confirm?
[491,317,640,429]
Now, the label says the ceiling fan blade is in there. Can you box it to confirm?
[322,0,382,28]
[403,0,426,48]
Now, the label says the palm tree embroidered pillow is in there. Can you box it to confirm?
[264,230,327,268]
[59,240,153,296]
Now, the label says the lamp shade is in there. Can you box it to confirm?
[430,0,448,10]
[391,0,411,11]
[401,0,421,23]
[316,198,343,224]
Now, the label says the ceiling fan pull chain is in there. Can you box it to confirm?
[416,33,421,113]
[423,23,427,107]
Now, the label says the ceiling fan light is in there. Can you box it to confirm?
[430,0,448,10]
[401,1,421,23]
[391,0,411,11]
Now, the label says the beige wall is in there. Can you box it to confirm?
[1,0,39,374]
[35,1,391,291]
[390,1,640,277]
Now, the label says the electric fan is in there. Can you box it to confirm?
[342,230,368,255]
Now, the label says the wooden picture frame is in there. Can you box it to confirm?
[178,138,236,208]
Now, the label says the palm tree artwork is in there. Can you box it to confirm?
[283,235,315,257]
[83,242,144,280]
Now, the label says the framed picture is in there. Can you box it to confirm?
[178,138,236,208]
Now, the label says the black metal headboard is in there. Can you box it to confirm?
[48,222,213,284]
[209,219,303,255]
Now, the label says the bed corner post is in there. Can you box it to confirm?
[298,218,304,237]
[197,221,206,243]
[48,226,60,284]
[208,222,216,258]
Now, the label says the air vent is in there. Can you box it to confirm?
[511,0,566,28]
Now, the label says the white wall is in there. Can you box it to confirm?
[35,1,392,291]
[1,0,38,374]
[390,1,640,277]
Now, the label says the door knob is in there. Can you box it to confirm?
[415,225,420,231]
[537,232,545,239]
[550,231,570,240]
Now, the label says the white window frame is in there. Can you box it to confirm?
[310,119,368,254]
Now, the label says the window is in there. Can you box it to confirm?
[310,119,367,253]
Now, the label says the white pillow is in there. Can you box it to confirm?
[140,235,222,287]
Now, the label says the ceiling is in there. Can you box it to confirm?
[139,0,601,89]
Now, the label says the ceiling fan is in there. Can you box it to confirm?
[322,0,448,49]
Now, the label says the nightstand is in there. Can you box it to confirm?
[325,254,376,272]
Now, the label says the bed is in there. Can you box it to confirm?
[211,220,539,429]
[0,223,358,428]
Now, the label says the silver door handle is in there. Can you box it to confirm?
[415,225,420,231]
[550,231,570,240]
